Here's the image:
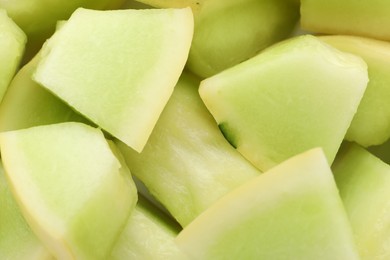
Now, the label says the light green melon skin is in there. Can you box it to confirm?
[0,9,26,102]
[187,0,299,78]
[33,7,193,153]
[332,143,390,259]
[0,53,88,133]
[176,148,359,260]
[0,122,137,259]
[200,35,368,172]
[301,0,390,41]
[0,162,53,260]
[320,35,390,147]
[110,195,187,260]
[116,72,260,227]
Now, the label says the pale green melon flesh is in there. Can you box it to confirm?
[175,148,359,260]
[0,53,88,132]
[0,9,26,102]
[117,73,260,227]
[301,0,390,41]
[33,7,194,152]
[320,35,390,147]
[332,143,390,259]
[0,162,53,260]
[200,35,368,172]
[0,122,137,259]
[110,195,187,260]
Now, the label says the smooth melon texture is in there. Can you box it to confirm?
[0,9,26,101]
[301,0,390,41]
[320,35,390,147]
[33,7,193,152]
[175,148,359,260]
[134,0,204,12]
[332,143,390,259]
[110,195,187,260]
[117,73,260,227]
[0,53,88,132]
[0,122,137,259]
[0,162,53,260]
[200,35,368,172]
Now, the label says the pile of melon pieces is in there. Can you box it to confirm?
[2,0,390,259]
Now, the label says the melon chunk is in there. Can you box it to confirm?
[175,148,359,259]
[200,35,368,171]
[0,122,137,259]
[332,143,390,259]
[0,162,52,260]
[33,7,194,152]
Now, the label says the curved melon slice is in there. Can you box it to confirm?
[33,7,194,152]
[175,148,359,259]
[199,35,368,171]
[0,9,26,102]
[0,162,53,260]
[0,122,137,259]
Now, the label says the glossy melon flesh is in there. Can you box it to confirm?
[0,122,137,259]
[200,35,368,171]
[117,73,260,227]
[320,35,390,147]
[0,163,52,260]
[33,7,194,152]
[0,9,26,102]
[175,148,359,260]
[332,143,390,259]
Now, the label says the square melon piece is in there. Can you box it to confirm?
[0,122,137,259]
[200,35,368,171]
[175,148,359,259]
[33,7,194,152]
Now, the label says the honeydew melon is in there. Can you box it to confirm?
[117,72,260,227]
[0,162,53,260]
[175,148,359,259]
[0,122,137,259]
[33,7,194,152]
[199,35,368,171]
[110,195,187,260]
[301,0,390,41]
[320,35,390,147]
[332,143,390,259]
[0,9,26,102]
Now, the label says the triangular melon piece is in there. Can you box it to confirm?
[0,122,137,259]
[332,142,390,259]
[0,162,53,260]
[200,35,368,171]
[33,7,194,152]
[175,148,359,259]
[0,9,26,102]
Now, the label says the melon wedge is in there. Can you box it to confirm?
[332,143,390,259]
[199,35,368,171]
[0,162,52,260]
[0,9,26,102]
[175,148,359,259]
[33,7,194,152]
[0,122,137,259]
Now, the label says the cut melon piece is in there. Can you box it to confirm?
[200,35,368,171]
[0,122,137,259]
[332,142,390,259]
[301,0,390,41]
[117,72,260,227]
[33,7,194,152]
[0,9,26,102]
[320,35,390,147]
[110,195,187,260]
[175,148,359,259]
[0,162,52,260]
[0,53,88,132]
